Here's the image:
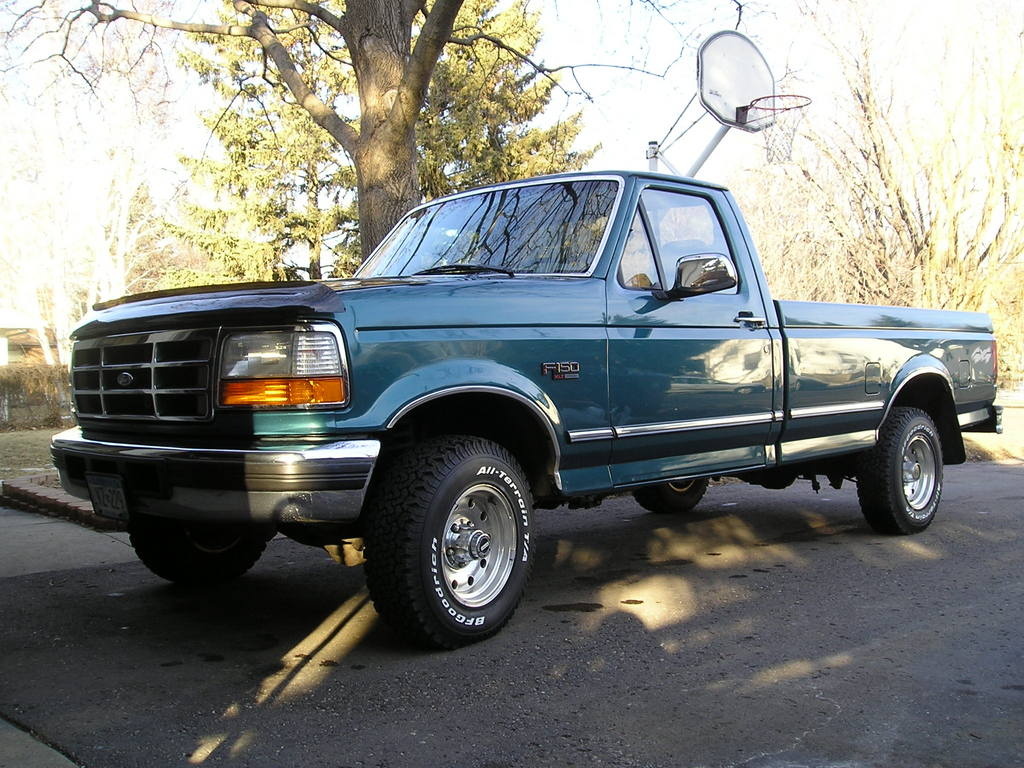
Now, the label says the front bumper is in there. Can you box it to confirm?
[50,428,380,524]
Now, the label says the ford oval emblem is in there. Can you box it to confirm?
[116,372,135,387]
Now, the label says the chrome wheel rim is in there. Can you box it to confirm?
[667,479,696,493]
[441,484,516,608]
[902,434,937,517]
[185,526,242,554]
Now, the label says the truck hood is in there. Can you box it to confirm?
[324,275,605,329]
[74,275,605,337]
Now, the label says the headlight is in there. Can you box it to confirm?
[219,327,348,408]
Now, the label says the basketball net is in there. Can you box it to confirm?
[738,94,811,164]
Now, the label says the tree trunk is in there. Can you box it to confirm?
[35,325,55,366]
[342,0,424,260]
[306,161,323,279]
[353,134,420,260]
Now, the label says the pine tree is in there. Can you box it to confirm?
[418,0,596,199]
[170,31,358,282]
[171,0,594,283]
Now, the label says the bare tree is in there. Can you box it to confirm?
[734,0,1024,384]
[0,26,180,363]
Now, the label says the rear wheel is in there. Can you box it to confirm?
[129,515,267,585]
[363,435,534,649]
[857,407,943,534]
[633,477,709,514]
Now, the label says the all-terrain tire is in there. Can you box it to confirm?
[362,435,534,649]
[856,406,943,535]
[129,515,267,585]
[633,477,709,514]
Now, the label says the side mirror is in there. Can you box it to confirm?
[655,253,738,300]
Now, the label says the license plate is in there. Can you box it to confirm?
[86,473,129,520]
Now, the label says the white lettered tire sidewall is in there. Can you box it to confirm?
[420,452,533,639]
[892,416,943,529]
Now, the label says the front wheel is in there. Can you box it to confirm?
[856,407,943,535]
[363,436,534,649]
[129,515,268,585]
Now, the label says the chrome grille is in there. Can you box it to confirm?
[71,330,215,421]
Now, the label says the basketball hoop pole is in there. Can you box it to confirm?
[686,124,730,178]
[646,140,683,176]
[646,141,659,171]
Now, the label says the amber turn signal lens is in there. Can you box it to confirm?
[220,377,346,407]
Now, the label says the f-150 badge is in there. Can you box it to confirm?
[541,361,580,380]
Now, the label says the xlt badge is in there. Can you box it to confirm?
[541,362,580,380]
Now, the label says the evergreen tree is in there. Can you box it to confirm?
[419,0,595,199]
[171,0,593,283]
[170,32,358,281]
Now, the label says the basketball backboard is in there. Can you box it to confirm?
[697,30,775,133]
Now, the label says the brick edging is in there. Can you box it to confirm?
[0,473,127,532]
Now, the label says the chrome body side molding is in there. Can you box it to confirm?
[788,401,885,419]
[613,411,775,439]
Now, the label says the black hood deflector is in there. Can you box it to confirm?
[75,282,346,338]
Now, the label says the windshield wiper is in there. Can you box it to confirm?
[414,264,515,277]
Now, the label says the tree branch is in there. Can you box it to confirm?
[448,29,667,101]
[247,0,345,35]
[7,2,47,36]
[235,1,359,152]
[391,0,462,135]
[731,0,744,29]
[303,21,354,67]
[85,2,254,37]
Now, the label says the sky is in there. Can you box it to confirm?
[534,0,1017,181]
[535,0,805,178]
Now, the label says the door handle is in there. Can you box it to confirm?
[733,311,767,328]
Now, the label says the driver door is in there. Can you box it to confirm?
[607,186,776,485]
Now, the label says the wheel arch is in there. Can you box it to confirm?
[883,361,964,464]
[384,386,563,501]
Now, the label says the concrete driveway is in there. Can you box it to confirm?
[1,461,1022,768]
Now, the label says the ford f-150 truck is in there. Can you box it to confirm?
[51,171,1002,648]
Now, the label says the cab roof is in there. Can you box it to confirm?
[448,170,729,198]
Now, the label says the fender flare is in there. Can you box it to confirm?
[376,360,566,489]
[881,355,963,463]
[880,356,955,429]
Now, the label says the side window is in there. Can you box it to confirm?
[640,190,736,292]
[617,210,661,291]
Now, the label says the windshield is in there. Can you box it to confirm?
[357,179,620,277]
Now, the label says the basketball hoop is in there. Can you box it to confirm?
[737,94,812,163]
[673,30,810,177]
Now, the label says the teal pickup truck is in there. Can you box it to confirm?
[51,171,1001,648]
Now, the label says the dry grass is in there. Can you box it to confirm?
[0,428,60,482]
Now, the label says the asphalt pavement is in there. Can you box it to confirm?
[1,461,1022,768]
